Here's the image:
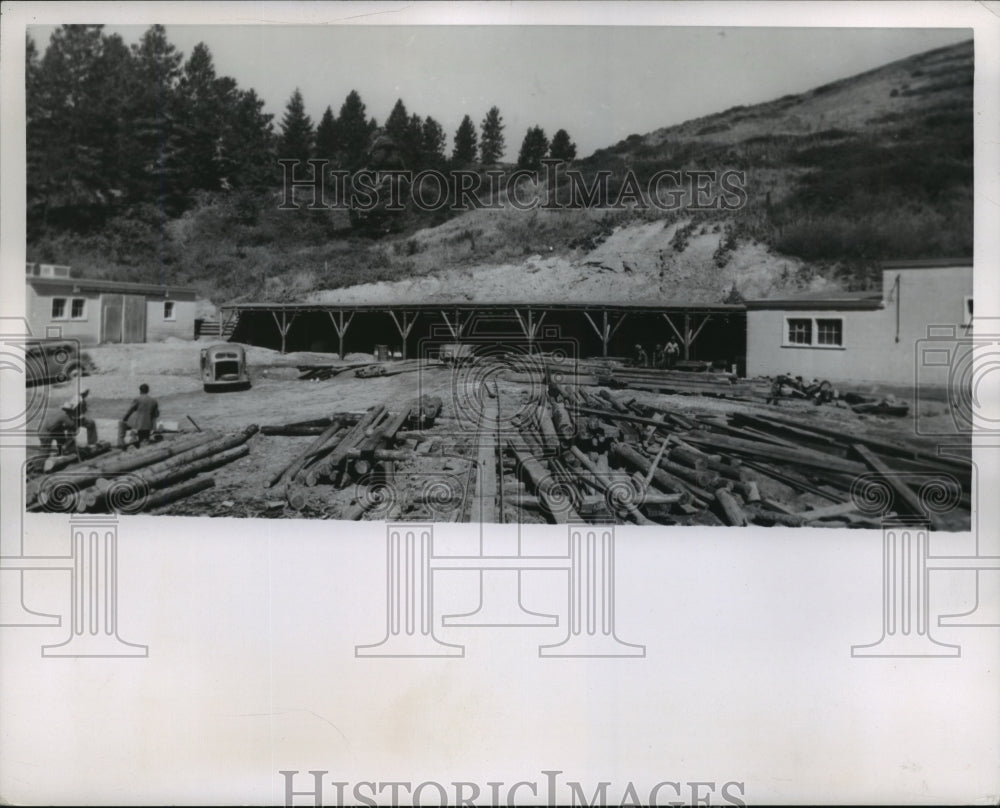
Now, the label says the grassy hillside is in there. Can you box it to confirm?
[29,39,973,308]
[584,39,973,272]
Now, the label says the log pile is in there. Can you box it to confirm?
[550,360,769,401]
[495,380,971,528]
[26,427,259,514]
[298,359,430,381]
[269,397,444,515]
[280,358,966,527]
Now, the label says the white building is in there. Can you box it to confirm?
[745,258,973,387]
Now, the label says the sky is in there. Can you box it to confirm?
[26,24,972,161]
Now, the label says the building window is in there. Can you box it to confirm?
[70,298,86,320]
[784,316,844,348]
[787,318,812,345]
[963,296,973,327]
[164,301,175,321]
[51,298,67,319]
[816,318,843,346]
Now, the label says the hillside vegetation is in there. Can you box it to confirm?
[28,37,972,310]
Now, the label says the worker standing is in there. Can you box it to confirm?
[118,384,159,448]
[64,387,97,445]
[652,344,665,369]
[664,338,680,369]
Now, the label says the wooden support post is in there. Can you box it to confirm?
[327,310,355,359]
[388,310,418,360]
[221,307,238,335]
[271,310,298,354]
[583,310,627,357]
[664,311,712,361]
[441,310,464,342]
[514,308,546,355]
[661,313,683,346]
[582,311,606,356]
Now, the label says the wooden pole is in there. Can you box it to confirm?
[300,405,387,486]
[265,418,347,488]
[507,438,580,523]
[853,444,943,530]
[715,488,748,526]
[140,477,215,512]
[388,310,417,360]
[569,445,654,525]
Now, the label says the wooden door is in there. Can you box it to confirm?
[102,294,123,343]
[122,295,146,343]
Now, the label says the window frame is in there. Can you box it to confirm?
[51,297,67,320]
[785,317,813,346]
[815,318,843,347]
[782,315,845,350]
[163,300,176,321]
[70,298,87,321]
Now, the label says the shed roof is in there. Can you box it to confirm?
[220,300,746,313]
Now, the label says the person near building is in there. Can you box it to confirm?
[63,387,97,445]
[118,384,159,449]
[633,343,649,368]
[664,338,680,369]
[651,344,665,369]
[39,404,78,456]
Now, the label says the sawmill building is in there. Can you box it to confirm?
[745,258,973,386]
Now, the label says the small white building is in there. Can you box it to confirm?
[745,258,973,387]
[25,264,198,346]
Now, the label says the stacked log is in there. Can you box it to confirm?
[490,382,970,528]
[299,405,388,486]
[29,427,258,514]
[31,432,222,510]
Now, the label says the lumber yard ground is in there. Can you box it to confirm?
[25,338,970,529]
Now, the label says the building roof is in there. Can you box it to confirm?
[881,257,972,269]
[27,275,198,300]
[220,300,747,314]
[745,289,884,311]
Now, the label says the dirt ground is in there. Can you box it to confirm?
[30,339,541,521]
[26,338,970,527]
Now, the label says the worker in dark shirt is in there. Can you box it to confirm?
[118,384,159,448]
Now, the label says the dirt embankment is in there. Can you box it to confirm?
[305,217,835,307]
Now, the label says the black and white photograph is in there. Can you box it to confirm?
[11,15,984,528]
[1,2,998,805]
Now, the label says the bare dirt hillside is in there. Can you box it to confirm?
[306,215,834,306]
